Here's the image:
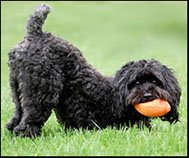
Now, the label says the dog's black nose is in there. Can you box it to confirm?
[143,93,153,99]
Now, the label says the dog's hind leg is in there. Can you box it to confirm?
[6,75,22,131]
[12,88,57,137]
[13,101,53,137]
[12,72,63,137]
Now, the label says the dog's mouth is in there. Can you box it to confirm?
[128,87,171,106]
[139,93,158,103]
[129,93,159,106]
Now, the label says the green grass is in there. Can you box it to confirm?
[1,1,187,156]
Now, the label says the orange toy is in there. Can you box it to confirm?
[134,99,171,117]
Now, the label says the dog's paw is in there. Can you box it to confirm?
[6,118,20,131]
[13,124,41,137]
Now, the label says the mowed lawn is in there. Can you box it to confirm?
[1,1,187,156]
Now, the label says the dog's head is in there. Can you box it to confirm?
[113,59,181,123]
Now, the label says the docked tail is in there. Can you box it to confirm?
[26,4,51,37]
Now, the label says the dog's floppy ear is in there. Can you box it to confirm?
[162,65,181,106]
[113,61,135,87]
[112,61,135,108]
[161,65,181,123]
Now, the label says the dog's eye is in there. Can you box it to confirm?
[136,81,140,85]
[152,80,156,84]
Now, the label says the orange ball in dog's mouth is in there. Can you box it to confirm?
[134,99,171,117]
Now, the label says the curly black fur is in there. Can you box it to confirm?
[6,4,181,137]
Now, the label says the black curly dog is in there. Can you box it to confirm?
[6,4,181,137]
